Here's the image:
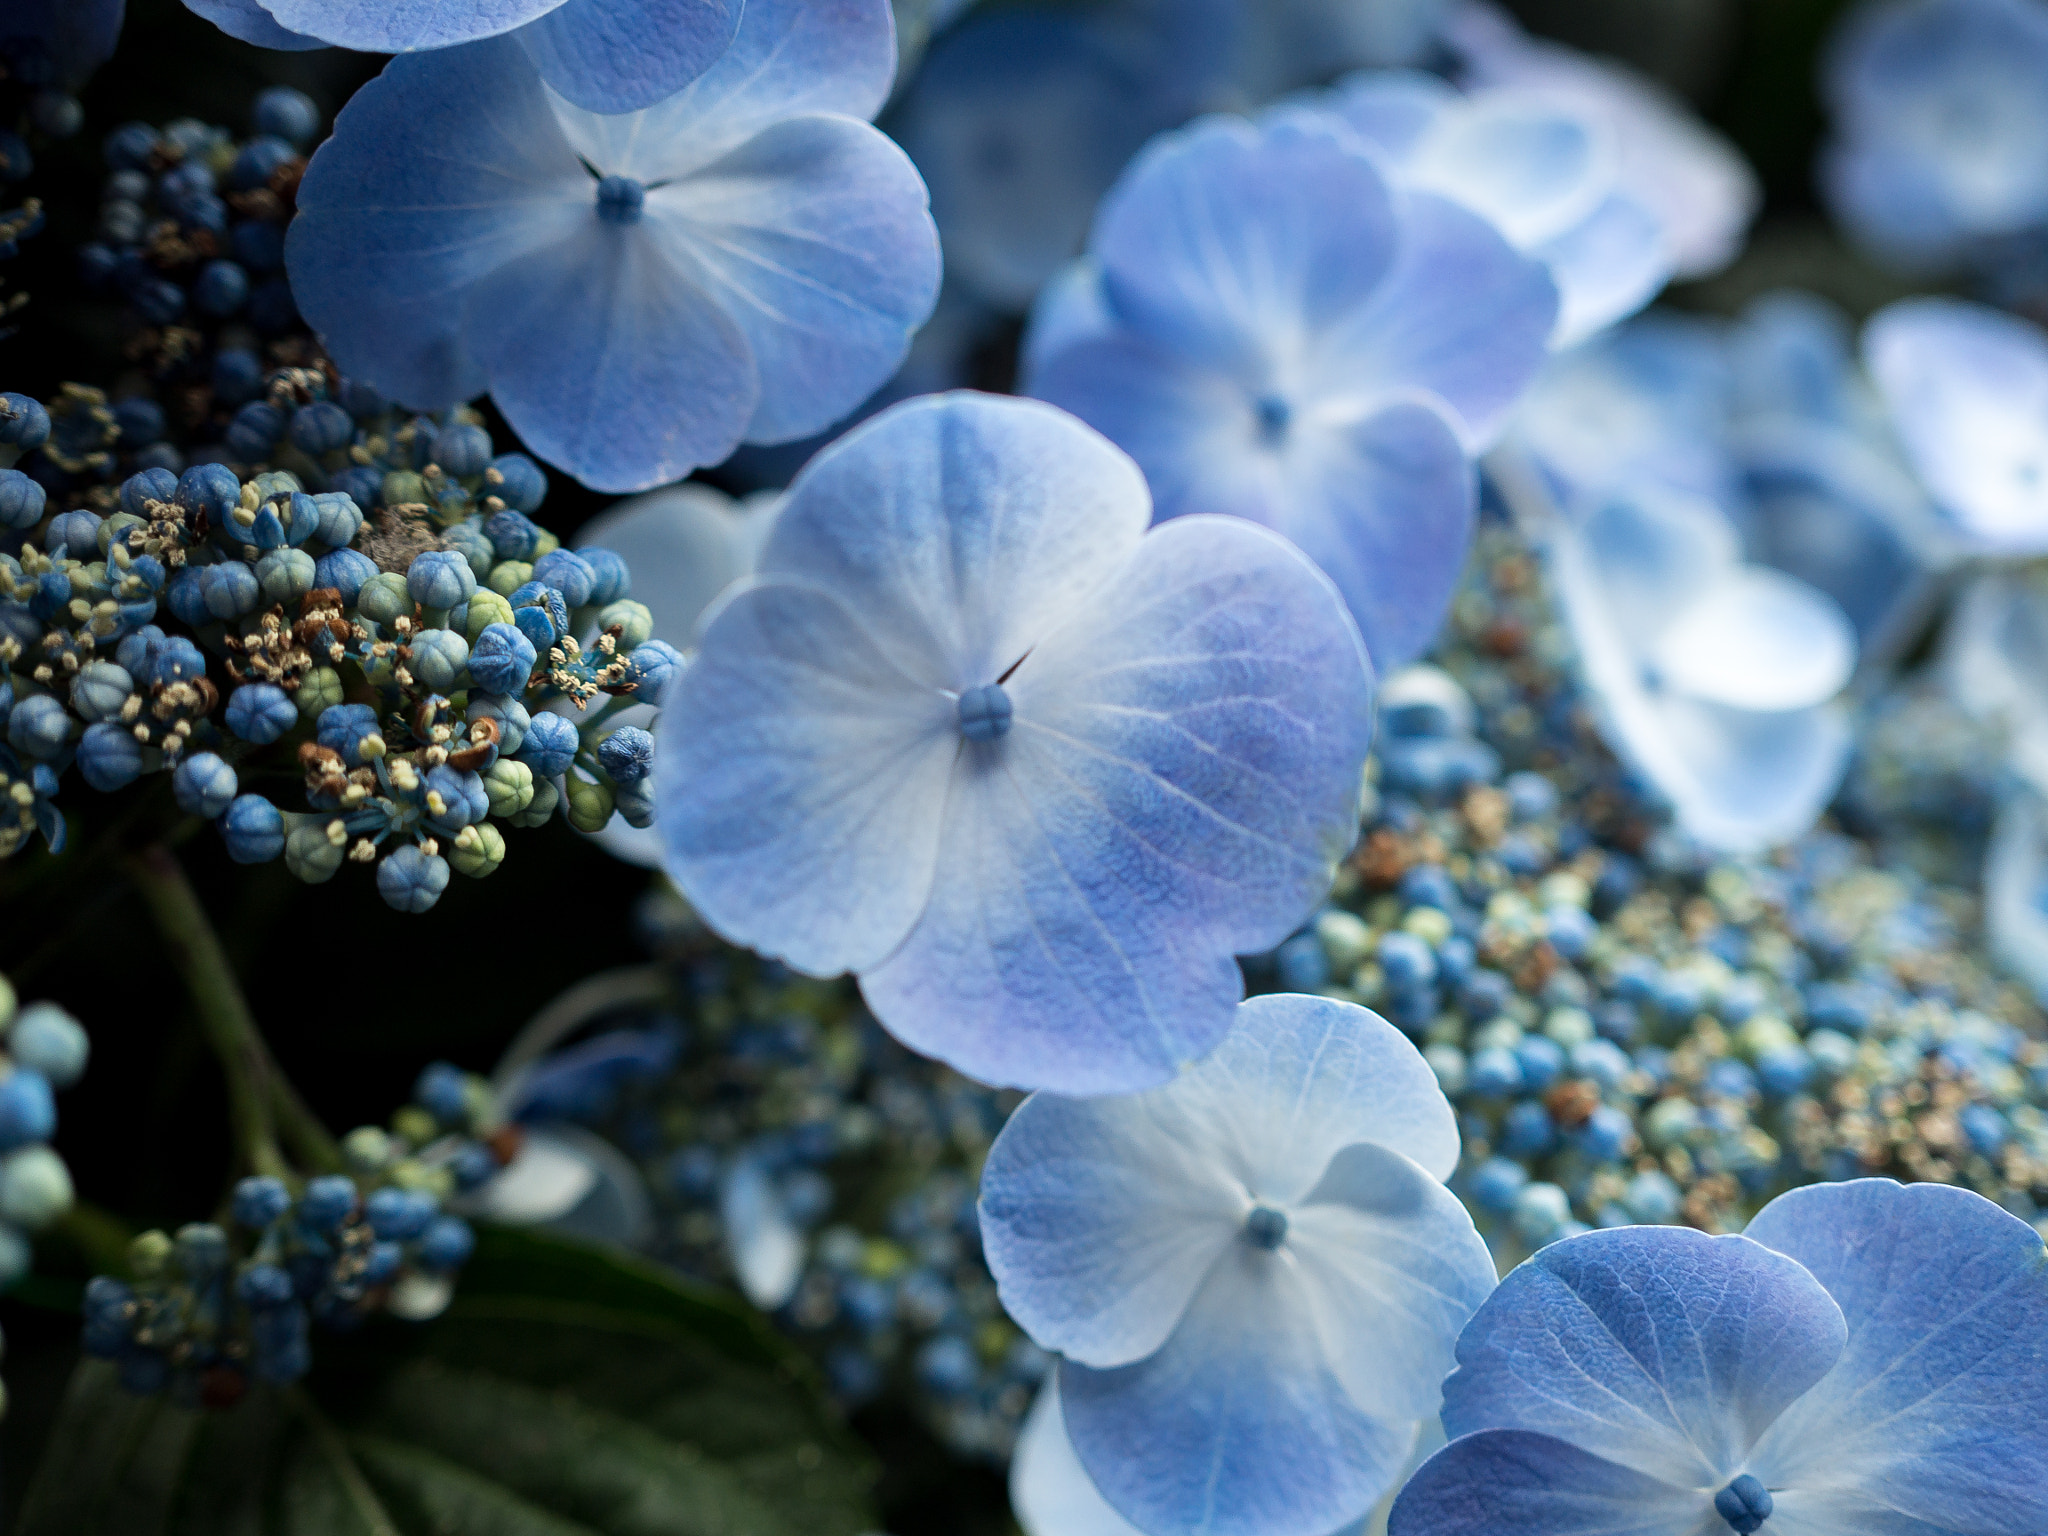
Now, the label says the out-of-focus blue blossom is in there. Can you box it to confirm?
[289,0,941,493]
[981,994,1494,1536]
[1025,112,1557,670]
[1821,0,2048,273]
[183,0,739,114]
[1943,568,2048,790]
[656,391,1374,1095]
[1985,785,2048,1003]
[1545,484,1857,852]
[1443,0,1761,281]
[1389,1180,2048,1536]
[1864,297,2048,556]
[1317,71,1671,347]
[0,0,124,98]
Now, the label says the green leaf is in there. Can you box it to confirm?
[13,1229,876,1536]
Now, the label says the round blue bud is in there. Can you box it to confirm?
[1578,1104,1636,1162]
[1514,1035,1566,1093]
[231,219,286,273]
[102,122,158,170]
[450,1143,496,1190]
[113,625,163,676]
[408,628,469,692]
[0,469,46,530]
[957,683,1013,743]
[0,1069,56,1150]
[175,462,242,524]
[209,352,264,411]
[414,1062,468,1125]
[200,560,261,619]
[1501,1100,1557,1158]
[431,422,492,479]
[468,622,536,695]
[165,569,205,628]
[1467,1046,1523,1099]
[0,392,50,450]
[517,710,580,779]
[10,1004,88,1087]
[1468,1156,1529,1214]
[488,453,546,513]
[253,86,320,147]
[597,725,654,786]
[484,509,540,562]
[424,764,487,831]
[466,693,530,756]
[113,396,164,445]
[532,549,595,606]
[298,1174,358,1232]
[232,1175,293,1229]
[415,1215,475,1273]
[366,1186,436,1242]
[377,844,450,914]
[143,634,208,688]
[337,378,387,419]
[289,401,353,456]
[317,703,381,765]
[314,547,378,606]
[193,258,248,317]
[362,1239,403,1286]
[44,508,100,558]
[510,582,568,649]
[219,793,285,864]
[579,546,630,606]
[406,549,475,610]
[8,694,71,760]
[224,682,297,744]
[1715,1475,1773,1536]
[225,401,286,459]
[120,466,179,517]
[236,1261,297,1310]
[624,638,683,703]
[228,135,295,192]
[307,492,363,550]
[76,721,144,790]
[1378,931,1437,990]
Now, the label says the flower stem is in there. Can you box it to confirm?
[125,844,342,1181]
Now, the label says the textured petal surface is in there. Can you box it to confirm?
[515,0,738,113]
[260,0,561,50]
[1439,1225,1847,1487]
[1648,568,1857,712]
[647,116,940,445]
[1290,1140,1497,1423]
[181,0,323,49]
[551,0,897,182]
[1388,1430,1713,1536]
[862,521,1373,1093]
[1865,298,2048,552]
[654,579,959,977]
[1743,1179,2048,1534]
[1063,1247,1418,1536]
[286,37,589,410]
[1011,1384,1150,1536]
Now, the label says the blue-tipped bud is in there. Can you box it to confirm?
[487,453,546,512]
[232,1175,293,1229]
[468,622,536,695]
[298,1175,358,1232]
[236,1261,297,1310]
[415,1215,475,1273]
[597,725,654,785]
[7,694,71,760]
[578,546,629,606]
[200,560,261,619]
[407,549,475,610]
[224,682,297,744]
[377,844,450,914]
[532,549,595,607]
[0,392,51,450]
[10,1003,89,1088]
[45,508,100,559]
[0,469,46,530]
[289,401,354,456]
[253,86,320,148]
[77,721,144,790]
[314,547,378,605]
[219,793,286,864]
[1715,1475,1773,1535]
[516,710,580,779]
[0,1070,55,1150]
[431,422,492,479]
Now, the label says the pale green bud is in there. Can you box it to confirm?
[483,758,534,819]
[448,821,506,878]
[357,571,411,626]
[257,547,316,604]
[486,560,533,597]
[565,774,615,834]
[297,666,345,720]
[464,588,515,644]
[598,599,653,650]
[286,820,347,884]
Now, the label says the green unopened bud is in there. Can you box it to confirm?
[449,820,506,878]
[129,1228,174,1281]
[510,776,559,828]
[464,588,515,644]
[297,666,345,720]
[565,774,615,834]
[390,1107,436,1148]
[286,821,347,885]
[0,1146,73,1229]
[531,528,559,558]
[357,571,411,627]
[0,975,15,1030]
[98,512,144,555]
[599,599,654,650]
[381,470,426,507]
[343,1126,392,1173]
[257,547,317,604]
[410,628,469,692]
[482,758,534,819]
[486,560,533,597]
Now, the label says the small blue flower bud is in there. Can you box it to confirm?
[77,721,144,790]
[364,1240,404,1285]
[200,560,261,619]
[487,453,546,513]
[219,793,286,864]
[1243,1205,1288,1250]
[7,694,70,760]
[176,462,243,525]
[288,401,353,457]
[163,569,204,631]
[615,777,656,829]
[45,508,100,559]
[366,1186,436,1242]
[224,683,297,744]
[510,580,568,648]
[176,1222,229,1277]
[442,520,494,581]
[595,174,645,224]
[579,546,629,606]
[0,469,45,530]
[424,764,487,831]
[120,467,178,518]
[314,547,378,605]
[415,1215,475,1273]
[408,627,469,692]
[468,622,536,695]
[431,422,492,479]
[624,638,682,703]
[143,634,208,688]
[1715,1475,1773,1535]
[236,1261,297,1310]
[70,661,133,722]
[484,509,539,562]
[597,725,654,785]
[212,348,264,403]
[228,134,295,191]
[317,703,382,766]
[298,1175,358,1232]
[0,1069,56,1150]
[113,398,165,446]
[253,86,320,148]
[225,401,286,459]
[450,1143,496,1191]
[532,548,595,606]
[466,693,529,756]
[414,1061,469,1125]
[517,710,580,778]
[407,549,475,610]
[26,568,71,623]
[232,1175,293,1230]
[170,751,239,821]
[0,392,51,450]
[10,1003,88,1088]
[377,844,450,913]
[193,258,248,317]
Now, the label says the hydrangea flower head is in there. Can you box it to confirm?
[1821,0,2048,271]
[1547,484,1857,852]
[980,993,1496,1536]
[1319,71,1673,346]
[1024,111,1558,672]
[287,0,940,493]
[1390,1178,2048,1536]
[654,392,1375,1095]
[182,0,739,113]
[1864,297,2048,555]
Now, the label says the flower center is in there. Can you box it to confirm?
[1254,393,1292,445]
[1244,1204,1288,1250]
[1714,1475,1773,1535]
[595,175,646,225]
[958,683,1013,743]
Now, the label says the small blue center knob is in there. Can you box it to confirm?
[958,683,1014,743]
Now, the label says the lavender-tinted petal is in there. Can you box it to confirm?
[182,0,324,49]
[1387,1430,1711,1536]
[514,0,737,113]
[1011,1383,1150,1536]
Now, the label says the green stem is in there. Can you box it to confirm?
[125,844,341,1181]
[287,1388,402,1536]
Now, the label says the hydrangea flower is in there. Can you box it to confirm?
[655,391,1375,1096]
[1389,1179,2048,1536]
[182,0,738,113]
[1444,0,1760,281]
[1821,0,2048,271]
[1024,111,1557,671]
[1316,71,1672,346]
[979,993,1496,1536]
[288,0,941,493]
[1545,484,1857,852]
[1863,297,2048,556]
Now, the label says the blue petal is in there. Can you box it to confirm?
[1742,1178,2048,1535]
[286,37,589,410]
[549,0,898,181]
[256,0,560,50]
[1092,115,1400,378]
[1063,1246,1418,1536]
[860,518,1374,1093]
[1439,1225,1846,1487]
[1387,1430,1709,1536]
[1020,259,1118,379]
[181,0,325,48]
[650,115,940,445]
[1646,569,1856,712]
[1401,94,1610,249]
[719,1156,804,1310]
[1323,69,1459,163]
[1012,1384,1150,1536]
[1289,1140,1497,1423]
[575,483,780,651]
[514,0,738,113]
[1538,191,1671,347]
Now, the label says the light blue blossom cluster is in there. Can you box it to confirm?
[81,1062,500,1405]
[0,390,673,906]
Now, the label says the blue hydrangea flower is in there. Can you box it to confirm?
[1389,1179,2048,1536]
[1445,1,1761,281]
[980,994,1495,1536]
[654,391,1374,1095]
[1546,484,1858,852]
[288,0,941,493]
[1864,297,2048,555]
[1024,112,1557,672]
[182,0,738,113]
[1821,0,2048,271]
[1316,71,1672,346]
